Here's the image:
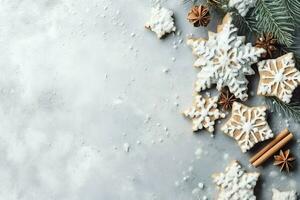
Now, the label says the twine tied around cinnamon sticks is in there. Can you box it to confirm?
[250,128,293,167]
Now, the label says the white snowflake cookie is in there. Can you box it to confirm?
[228,0,256,17]
[257,53,300,103]
[187,13,265,101]
[272,189,297,200]
[145,6,176,39]
[221,102,273,152]
[183,94,225,133]
[213,160,259,200]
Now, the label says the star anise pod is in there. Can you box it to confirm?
[255,33,278,58]
[274,149,295,173]
[187,5,211,27]
[218,88,237,110]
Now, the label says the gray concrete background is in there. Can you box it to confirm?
[0,0,299,199]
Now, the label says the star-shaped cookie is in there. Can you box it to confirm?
[257,53,300,103]
[213,160,259,200]
[183,94,225,133]
[272,189,297,200]
[187,13,265,101]
[145,6,176,39]
[221,102,273,152]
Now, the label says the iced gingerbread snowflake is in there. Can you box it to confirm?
[145,6,176,39]
[213,160,259,200]
[257,53,300,103]
[272,189,297,200]
[228,0,257,17]
[183,94,225,133]
[221,102,273,152]
[187,13,265,101]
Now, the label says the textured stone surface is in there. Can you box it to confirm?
[0,0,299,199]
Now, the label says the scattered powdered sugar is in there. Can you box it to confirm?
[269,170,279,178]
[223,153,229,160]
[198,182,204,189]
[195,147,203,159]
[123,143,130,152]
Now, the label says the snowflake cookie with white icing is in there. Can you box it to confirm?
[187,13,265,101]
[213,160,259,200]
[183,94,225,133]
[145,6,176,39]
[257,53,300,103]
[272,189,297,200]
[221,102,273,152]
[228,0,256,17]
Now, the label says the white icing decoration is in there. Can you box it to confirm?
[213,160,259,200]
[145,6,176,39]
[257,53,300,103]
[272,189,297,200]
[184,94,225,133]
[221,102,273,152]
[228,0,257,17]
[187,13,265,101]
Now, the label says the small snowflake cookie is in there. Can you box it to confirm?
[187,13,265,101]
[228,0,256,17]
[272,189,297,200]
[257,53,300,103]
[221,102,273,152]
[145,6,176,39]
[183,94,225,133]
[213,160,259,200]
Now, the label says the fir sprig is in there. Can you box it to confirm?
[254,0,295,47]
[266,97,300,123]
[205,0,296,46]
[282,0,300,24]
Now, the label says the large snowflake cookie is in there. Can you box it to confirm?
[228,0,257,17]
[187,13,265,101]
[272,189,297,200]
[183,94,225,133]
[213,160,259,200]
[257,53,300,103]
[221,102,273,152]
[145,6,176,39]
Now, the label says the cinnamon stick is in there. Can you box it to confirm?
[250,128,289,164]
[251,130,293,167]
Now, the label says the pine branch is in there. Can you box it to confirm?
[253,0,295,46]
[266,97,300,123]
[281,0,300,24]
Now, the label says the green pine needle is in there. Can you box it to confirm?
[254,0,295,47]
[205,0,296,46]
[266,97,300,122]
[282,0,300,24]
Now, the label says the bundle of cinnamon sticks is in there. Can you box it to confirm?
[250,128,293,167]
